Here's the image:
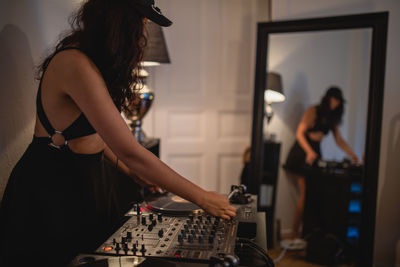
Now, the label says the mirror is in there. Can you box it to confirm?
[249,12,388,267]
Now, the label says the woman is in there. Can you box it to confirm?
[283,87,358,246]
[0,1,236,266]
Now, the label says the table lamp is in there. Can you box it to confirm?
[125,20,170,144]
[264,72,285,124]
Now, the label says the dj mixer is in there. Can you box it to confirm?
[69,185,273,267]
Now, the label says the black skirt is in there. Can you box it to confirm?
[283,136,321,176]
[0,137,142,267]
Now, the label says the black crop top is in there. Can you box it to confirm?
[307,106,331,135]
[36,47,97,141]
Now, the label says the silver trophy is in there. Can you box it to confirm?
[124,69,154,144]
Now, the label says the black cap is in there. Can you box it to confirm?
[132,0,172,27]
[326,86,345,103]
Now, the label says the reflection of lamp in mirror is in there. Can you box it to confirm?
[124,20,170,144]
[264,72,285,138]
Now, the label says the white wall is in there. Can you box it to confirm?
[271,1,400,266]
[0,0,81,198]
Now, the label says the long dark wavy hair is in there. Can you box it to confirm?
[37,0,147,112]
[316,86,345,130]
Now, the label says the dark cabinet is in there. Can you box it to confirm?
[261,141,281,249]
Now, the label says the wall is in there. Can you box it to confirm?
[271,0,400,266]
[0,0,81,198]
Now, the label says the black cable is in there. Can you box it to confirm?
[236,238,274,267]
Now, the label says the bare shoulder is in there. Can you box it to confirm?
[304,105,317,118]
[50,48,106,95]
[51,48,99,74]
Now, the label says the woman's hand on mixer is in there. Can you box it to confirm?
[199,191,237,220]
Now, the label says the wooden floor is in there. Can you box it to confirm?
[268,247,356,267]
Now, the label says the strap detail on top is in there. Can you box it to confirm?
[36,47,96,142]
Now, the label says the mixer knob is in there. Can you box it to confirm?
[112,238,116,245]
[140,244,146,253]
[198,236,203,243]
[149,214,154,221]
[208,236,214,244]
[157,213,162,222]
[207,215,212,221]
[121,236,127,243]
[186,219,191,225]
[191,229,195,235]
[184,224,189,230]
[178,234,183,244]
[195,219,199,225]
[141,216,146,225]
[188,234,193,243]
[201,230,206,235]
[148,224,153,231]
[210,230,216,236]
[152,219,157,226]
[158,229,164,238]
[198,215,203,222]
[115,243,121,254]
[127,232,132,240]
[132,244,137,255]
[122,243,128,254]
[189,214,194,221]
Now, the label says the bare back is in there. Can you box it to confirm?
[34,50,105,154]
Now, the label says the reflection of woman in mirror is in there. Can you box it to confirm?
[283,87,359,245]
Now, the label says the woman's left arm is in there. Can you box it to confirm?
[333,126,359,164]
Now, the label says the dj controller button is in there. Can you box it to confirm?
[160,243,166,247]
[104,246,113,251]
[156,250,163,254]
[149,214,154,221]
[157,213,162,222]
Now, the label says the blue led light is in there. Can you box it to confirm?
[348,200,361,213]
[347,226,359,240]
[350,182,362,193]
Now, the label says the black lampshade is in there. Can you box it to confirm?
[265,72,285,103]
[143,20,170,65]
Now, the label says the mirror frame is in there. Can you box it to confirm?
[250,12,388,266]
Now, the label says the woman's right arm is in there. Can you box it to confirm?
[56,50,236,219]
[296,107,318,165]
